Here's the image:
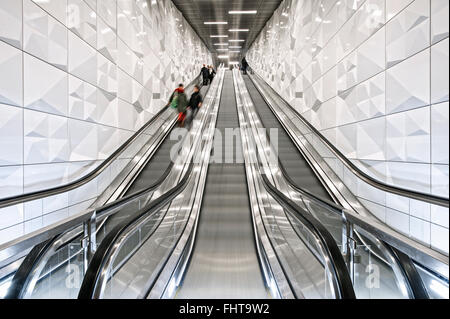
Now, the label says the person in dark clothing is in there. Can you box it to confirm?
[185,85,203,128]
[208,65,216,83]
[201,64,210,86]
[242,57,249,75]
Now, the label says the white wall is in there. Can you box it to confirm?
[248,0,449,253]
[0,0,211,243]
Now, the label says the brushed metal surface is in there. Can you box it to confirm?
[176,71,269,299]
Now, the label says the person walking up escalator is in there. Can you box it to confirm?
[185,85,203,128]
[201,64,210,86]
[209,65,216,84]
[168,83,188,127]
[242,57,249,75]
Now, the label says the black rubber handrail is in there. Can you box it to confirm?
[244,69,436,299]
[388,246,430,299]
[248,73,449,208]
[239,73,354,298]
[78,161,194,299]
[242,74,344,213]
[4,161,175,299]
[279,158,430,299]
[260,173,356,299]
[4,237,57,299]
[243,72,429,299]
[0,76,201,210]
[3,77,207,299]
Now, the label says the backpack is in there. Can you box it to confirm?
[170,92,179,109]
[177,93,188,113]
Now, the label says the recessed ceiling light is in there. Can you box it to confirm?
[229,29,249,32]
[229,40,245,42]
[210,35,229,38]
[204,21,228,25]
[229,10,257,14]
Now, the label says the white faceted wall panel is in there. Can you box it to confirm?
[386,0,430,68]
[0,0,212,243]
[24,54,68,116]
[24,109,69,164]
[431,38,449,104]
[0,0,22,49]
[0,104,23,166]
[0,167,23,199]
[248,0,449,252]
[97,18,117,62]
[386,49,430,114]
[24,0,68,71]
[431,0,449,44]
[68,31,97,85]
[31,0,67,26]
[431,102,449,164]
[387,0,415,21]
[386,107,431,163]
[0,41,23,107]
[68,0,97,47]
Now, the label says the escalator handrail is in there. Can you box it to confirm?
[241,72,432,299]
[5,80,214,299]
[4,161,175,299]
[78,161,195,299]
[4,237,57,299]
[278,160,432,299]
[245,73,448,286]
[388,246,430,299]
[237,71,354,299]
[79,70,223,299]
[260,173,356,299]
[0,75,202,210]
[248,72,449,208]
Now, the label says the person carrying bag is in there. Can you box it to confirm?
[168,84,188,127]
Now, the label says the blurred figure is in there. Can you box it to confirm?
[185,85,203,128]
[168,83,188,127]
[201,64,209,86]
[242,57,249,75]
[209,65,216,84]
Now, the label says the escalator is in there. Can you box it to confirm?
[75,70,356,300]
[236,71,448,299]
[239,73,415,299]
[243,77,332,203]
[0,69,447,300]
[2,80,210,299]
[175,71,268,299]
[98,84,209,234]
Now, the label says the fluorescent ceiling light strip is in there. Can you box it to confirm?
[229,51,240,53]
[229,10,257,14]
[211,35,229,38]
[218,55,229,59]
[229,46,242,49]
[217,49,229,51]
[204,21,228,25]
[229,40,245,42]
[214,43,228,46]
[229,29,249,32]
